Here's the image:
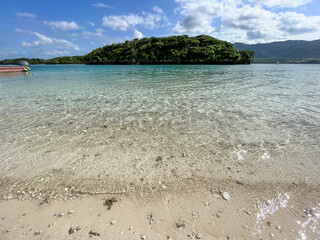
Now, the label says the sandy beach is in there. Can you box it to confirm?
[1,177,319,239]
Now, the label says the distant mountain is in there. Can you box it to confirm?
[234,39,320,63]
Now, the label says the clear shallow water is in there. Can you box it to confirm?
[0,64,319,194]
[1,64,320,238]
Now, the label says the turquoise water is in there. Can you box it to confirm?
[0,64,320,194]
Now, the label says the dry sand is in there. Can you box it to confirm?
[1,179,319,240]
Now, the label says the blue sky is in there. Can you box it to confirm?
[1,0,320,59]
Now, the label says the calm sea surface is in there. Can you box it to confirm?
[0,64,319,190]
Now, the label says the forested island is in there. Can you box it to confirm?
[84,35,254,64]
[0,35,255,65]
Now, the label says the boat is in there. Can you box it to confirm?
[0,61,30,73]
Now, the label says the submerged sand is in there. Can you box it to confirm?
[1,117,319,239]
[0,131,319,239]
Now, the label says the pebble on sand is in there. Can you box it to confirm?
[236,180,245,186]
[147,213,155,224]
[89,230,100,236]
[176,221,187,228]
[68,227,75,235]
[222,192,230,200]
[141,234,146,239]
[104,197,118,210]
[196,233,202,239]
[110,220,116,225]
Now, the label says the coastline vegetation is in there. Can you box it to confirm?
[0,56,84,65]
[0,35,254,65]
[84,35,254,64]
[3,35,320,65]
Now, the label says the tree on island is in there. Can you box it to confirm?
[0,56,84,65]
[0,35,254,65]
[84,35,254,65]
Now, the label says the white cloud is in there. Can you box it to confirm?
[222,5,278,33]
[15,12,36,18]
[278,11,320,34]
[102,7,167,31]
[134,30,144,39]
[153,6,163,14]
[43,21,80,31]
[248,0,313,8]
[14,28,24,33]
[45,50,70,56]
[54,39,80,51]
[82,28,105,37]
[92,3,113,8]
[173,13,216,34]
[20,31,54,47]
[173,0,223,34]
[102,14,144,31]
[173,0,320,43]
[16,29,80,51]
[87,21,95,26]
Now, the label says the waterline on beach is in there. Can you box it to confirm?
[0,64,319,238]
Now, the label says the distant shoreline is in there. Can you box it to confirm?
[2,62,319,67]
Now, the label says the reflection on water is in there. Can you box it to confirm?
[0,71,33,79]
[254,193,290,237]
[298,204,320,240]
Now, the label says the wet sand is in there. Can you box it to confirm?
[0,133,319,239]
[1,179,319,239]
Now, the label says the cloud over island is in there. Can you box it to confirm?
[172,0,320,43]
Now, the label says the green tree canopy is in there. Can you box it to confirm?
[84,35,254,65]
